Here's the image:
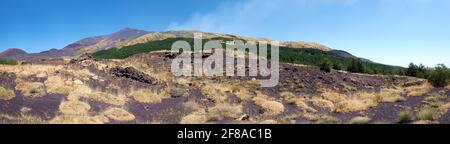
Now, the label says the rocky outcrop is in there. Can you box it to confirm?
[69,53,95,64]
[110,67,155,84]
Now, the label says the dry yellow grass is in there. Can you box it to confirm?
[280,92,316,112]
[320,90,398,113]
[208,103,243,121]
[312,89,401,113]
[67,85,92,101]
[106,82,121,90]
[87,91,128,106]
[260,119,278,124]
[50,98,110,124]
[0,113,46,124]
[200,82,230,103]
[69,68,96,81]
[349,116,371,124]
[15,80,46,98]
[129,88,169,103]
[102,108,136,122]
[252,94,285,115]
[180,113,208,124]
[172,77,194,87]
[0,113,18,120]
[416,108,440,121]
[0,65,63,78]
[321,91,346,102]
[338,93,378,112]
[378,88,406,103]
[233,88,255,101]
[49,115,109,124]
[404,83,432,96]
[316,115,340,124]
[311,97,334,110]
[328,92,379,113]
[440,103,450,110]
[183,101,203,112]
[0,86,15,100]
[45,76,74,95]
[334,99,378,113]
[16,115,46,124]
[59,101,91,115]
[162,86,187,98]
[280,92,297,104]
[300,113,322,121]
[424,92,447,104]
[340,83,357,92]
[35,72,47,78]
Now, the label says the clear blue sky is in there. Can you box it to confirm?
[1,0,449,67]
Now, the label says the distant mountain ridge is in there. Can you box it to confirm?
[1,28,336,60]
[0,28,150,60]
[0,48,28,60]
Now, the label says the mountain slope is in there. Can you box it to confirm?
[59,28,150,56]
[1,28,334,60]
[117,30,330,51]
[93,37,404,75]
[0,28,151,60]
[2,50,444,124]
[0,27,398,75]
[0,48,28,60]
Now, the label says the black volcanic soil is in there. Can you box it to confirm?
[1,51,449,124]
[367,96,424,123]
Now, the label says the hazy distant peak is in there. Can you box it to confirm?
[0,48,28,60]
[2,48,28,54]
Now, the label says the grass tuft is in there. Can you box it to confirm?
[252,96,285,115]
[416,108,439,121]
[349,116,372,124]
[398,110,414,123]
[15,80,46,98]
[102,108,136,122]
[207,103,243,121]
[0,86,15,100]
[59,101,91,115]
[129,88,169,103]
[316,115,340,124]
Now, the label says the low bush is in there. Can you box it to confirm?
[427,64,450,87]
[0,59,18,65]
[398,110,414,123]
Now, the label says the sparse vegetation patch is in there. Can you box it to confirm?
[129,89,169,103]
[208,103,243,121]
[378,88,406,103]
[404,83,432,97]
[45,76,74,95]
[398,109,414,123]
[180,113,208,124]
[416,108,440,121]
[50,115,109,124]
[59,101,91,115]
[87,91,128,106]
[102,108,136,122]
[0,86,15,100]
[349,116,372,124]
[252,94,285,115]
[15,80,46,98]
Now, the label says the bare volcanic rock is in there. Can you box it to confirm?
[69,53,95,64]
[110,67,155,84]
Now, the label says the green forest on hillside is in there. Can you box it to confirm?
[0,59,18,65]
[93,38,404,75]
